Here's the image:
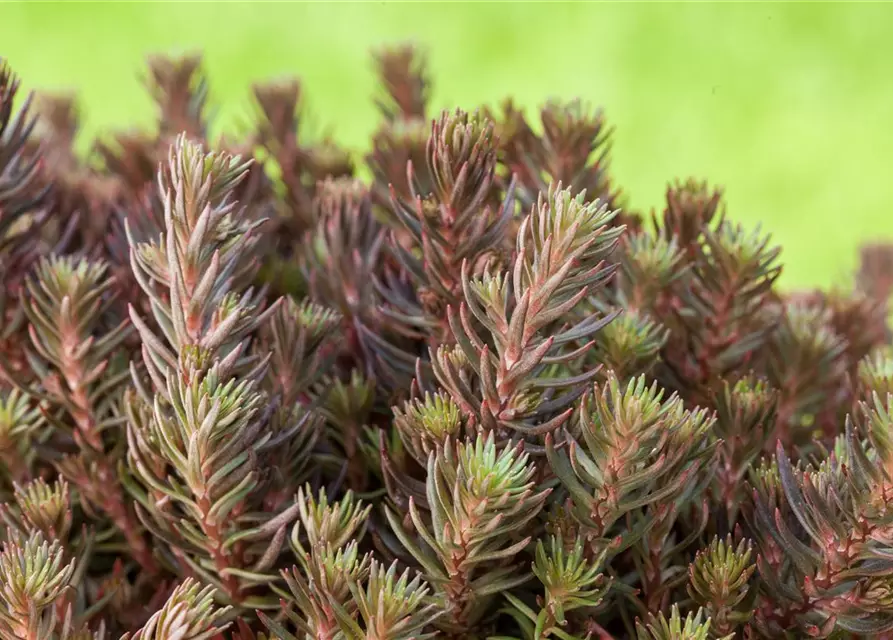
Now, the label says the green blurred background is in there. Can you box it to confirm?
[1,2,891,290]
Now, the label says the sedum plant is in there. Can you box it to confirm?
[122,134,324,612]
[0,43,891,640]
[384,433,549,636]
[634,606,729,640]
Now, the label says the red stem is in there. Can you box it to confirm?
[59,332,158,575]
[197,495,243,603]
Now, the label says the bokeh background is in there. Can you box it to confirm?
[1,2,890,290]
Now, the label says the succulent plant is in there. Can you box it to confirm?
[0,44,890,640]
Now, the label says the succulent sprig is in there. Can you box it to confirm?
[748,404,893,637]
[0,58,53,387]
[123,579,230,640]
[635,606,728,640]
[258,487,372,638]
[0,389,44,490]
[376,108,513,367]
[687,536,756,637]
[372,44,430,124]
[490,99,622,217]
[0,531,76,640]
[438,183,622,443]
[503,534,610,640]
[547,374,716,550]
[20,254,156,574]
[385,433,550,634]
[659,215,783,406]
[124,135,318,609]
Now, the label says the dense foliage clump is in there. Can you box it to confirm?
[1,46,893,639]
